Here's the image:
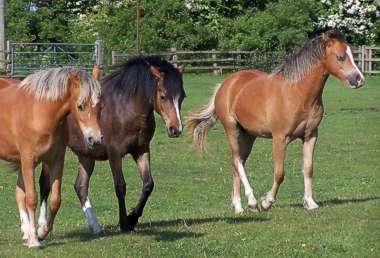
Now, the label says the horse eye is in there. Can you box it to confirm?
[77,104,85,112]
[160,95,166,101]
[336,54,345,63]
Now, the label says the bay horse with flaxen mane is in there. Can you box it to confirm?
[186,31,364,213]
[39,56,186,234]
[0,68,102,247]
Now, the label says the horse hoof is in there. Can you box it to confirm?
[120,223,135,232]
[26,239,41,248]
[248,204,260,213]
[234,207,244,214]
[303,198,319,210]
[37,225,49,240]
[92,226,103,235]
[260,193,274,211]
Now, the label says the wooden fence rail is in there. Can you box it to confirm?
[112,46,380,75]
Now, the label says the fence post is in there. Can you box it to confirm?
[368,46,372,74]
[236,48,241,69]
[360,45,365,73]
[212,49,219,75]
[6,40,10,75]
[95,40,104,69]
[170,47,177,67]
[111,51,116,66]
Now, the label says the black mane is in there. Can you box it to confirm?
[102,55,184,102]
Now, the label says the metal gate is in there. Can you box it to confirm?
[6,40,103,78]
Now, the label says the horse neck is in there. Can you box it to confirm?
[294,62,329,105]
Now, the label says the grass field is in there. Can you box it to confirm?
[0,74,379,257]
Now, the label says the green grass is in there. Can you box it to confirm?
[0,74,379,257]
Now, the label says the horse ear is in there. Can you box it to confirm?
[92,64,101,81]
[150,66,163,80]
[178,65,185,74]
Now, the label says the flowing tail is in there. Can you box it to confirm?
[185,84,222,152]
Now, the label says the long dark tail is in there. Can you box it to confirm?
[185,84,222,152]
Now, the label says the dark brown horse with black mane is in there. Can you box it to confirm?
[0,68,102,247]
[186,31,364,213]
[39,56,185,234]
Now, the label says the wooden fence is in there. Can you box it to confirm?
[112,46,380,75]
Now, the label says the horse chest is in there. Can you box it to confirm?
[290,106,323,138]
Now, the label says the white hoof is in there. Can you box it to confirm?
[261,193,275,211]
[37,224,49,240]
[26,238,41,248]
[303,198,319,210]
[22,233,29,242]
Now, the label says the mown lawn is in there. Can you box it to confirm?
[0,74,379,257]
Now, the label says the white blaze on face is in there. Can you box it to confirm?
[346,46,364,81]
[173,95,182,132]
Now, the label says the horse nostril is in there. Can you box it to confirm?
[356,74,362,83]
[88,136,94,144]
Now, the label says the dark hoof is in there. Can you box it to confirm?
[120,214,139,232]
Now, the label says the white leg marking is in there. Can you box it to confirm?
[38,200,48,227]
[173,95,182,132]
[231,195,244,214]
[19,209,30,240]
[82,198,102,234]
[236,160,257,207]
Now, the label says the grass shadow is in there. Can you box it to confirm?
[137,215,269,229]
[288,196,380,208]
[61,215,269,242]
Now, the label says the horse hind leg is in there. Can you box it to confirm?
[37,163,50,240]
[74,156,102,234]
[128,150,154,229]
[226,125,258,213]
[37,151,65,241]
[108,153,129,232]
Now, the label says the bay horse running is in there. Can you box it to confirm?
[39,56,185,234]
[186,31,364,213]
[0,68,102,247]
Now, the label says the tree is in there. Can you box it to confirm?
[317,0,379,45]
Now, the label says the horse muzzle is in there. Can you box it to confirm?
[346,72,364,89]
[84,132,103,148]
[167,126,182,138]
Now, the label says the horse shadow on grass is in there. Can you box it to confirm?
[287,196,379,208]
[61,215,269,243]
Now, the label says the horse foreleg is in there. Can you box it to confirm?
[16,173,29,242]
[20,155,40,247]
[108,154,129,232]
[129,151,154,229]
[37,152,65,241]
[261,137,286,210]
[302,130,319,210]
[37,163,50,240]
[74,156,102,234]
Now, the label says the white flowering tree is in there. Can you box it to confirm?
[317,0,379,44]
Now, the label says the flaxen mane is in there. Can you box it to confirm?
[272,30,346,82]
[20,67,101,105]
